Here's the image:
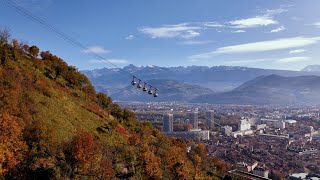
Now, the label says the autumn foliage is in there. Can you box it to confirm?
[0,30,229,179]
[0,113,26,175]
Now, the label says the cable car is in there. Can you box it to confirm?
[130,76,158,97]
[143,82,147,92]
[148,85,153,94]
[137,79,142,88]
[131,76,136,85]
[153,88,158,97]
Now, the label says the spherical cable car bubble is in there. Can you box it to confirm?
[148,85,153,95]
[131,76,136,85]
[143,82,148,92]
[137,79,142,88]
[153,88,158,97]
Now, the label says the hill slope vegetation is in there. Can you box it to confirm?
[0,31,227,179]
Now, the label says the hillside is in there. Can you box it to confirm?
[193,75,320,105]
[0,33,227,179]
[112,79,214,102]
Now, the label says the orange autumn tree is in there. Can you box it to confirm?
[141,146,162,179]
[0,113,26,175]
[65,130,96,175]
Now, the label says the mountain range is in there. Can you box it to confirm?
[83,65,320,105]
[112,79,214,102]
[301,65,320,72]
[194,75,320,106]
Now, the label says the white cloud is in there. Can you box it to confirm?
[125,35,135,40]
[264,8,288,17]
[139,8,287,39]
[270,26,285,33]
[275,56,311,64]
[202,22,225,28]
[229,16,278,28]
[228,8,287,29]
[139,23,201,39]
[82,46,111,54]
[222,56,311,66]
[190,36,320,59]
[223,59,270,65]
[179,40,212,45]
[289,49,306,54]
[313,22,320,28]
[89,59,128,64]
[232,30,246,33]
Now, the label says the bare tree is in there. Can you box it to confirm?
[0,28,11,45]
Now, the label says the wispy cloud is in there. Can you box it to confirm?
[190,36,320,59]
[313,22,320,28]
[275,56,311,64]
[232,30,246,33]
[89,59,128,64]
[270,26,285,33]
[179,40,212,45]
[223,56,311,65]
[223,59,270,65]
[82,46,111,54]
[228,8,287,29]
[139,23,201,39]
[229,16,278,29]
[125,35,135,40]
[202,22,225,28]
[289,49,306,54]
[139,8,288,39]
[263,8,288,16]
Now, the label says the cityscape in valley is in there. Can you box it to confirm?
[119,101,320,179]
[2,0,320,179]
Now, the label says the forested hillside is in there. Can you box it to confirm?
[0,30,228,179]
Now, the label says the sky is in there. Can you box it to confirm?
[1,0,320,70]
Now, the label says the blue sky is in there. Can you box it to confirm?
[1,0,320,70]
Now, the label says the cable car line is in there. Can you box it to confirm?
[2,0,159,97]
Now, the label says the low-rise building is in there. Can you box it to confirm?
[253,167,269,178]
[164,130,210,141]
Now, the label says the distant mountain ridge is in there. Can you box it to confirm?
[301,65,320,72]
[112,79,214,102]
[193,75,320,105]
[82,64,320,103]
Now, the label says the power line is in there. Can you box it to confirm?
[2,0,157,93]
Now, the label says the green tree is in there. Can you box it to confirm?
[96,92,112,109]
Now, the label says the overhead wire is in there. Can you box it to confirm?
[2,0,157,94]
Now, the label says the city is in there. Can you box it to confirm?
[119,101,320,179]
